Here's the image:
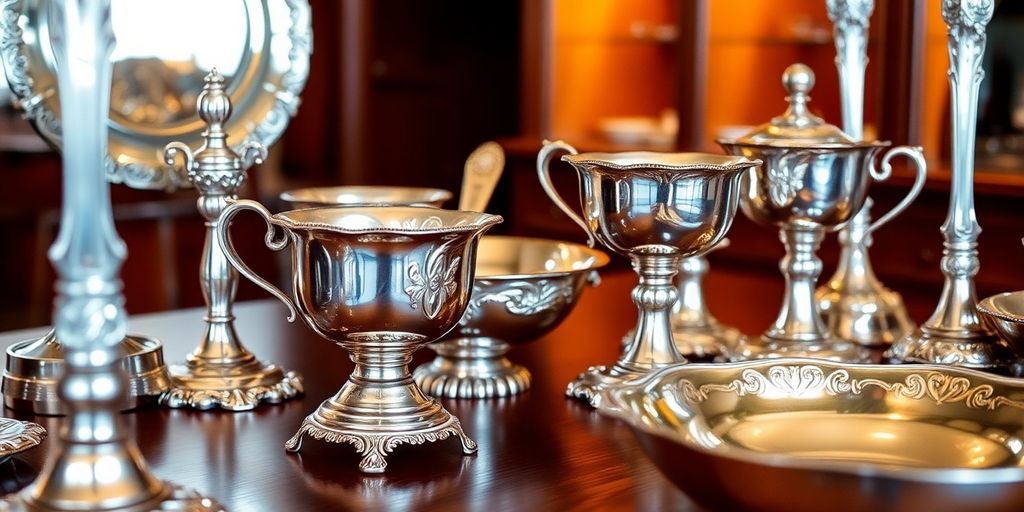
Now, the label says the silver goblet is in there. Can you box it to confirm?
[217,200,501,473]
[718,64,926,362]
[537,140,760,407]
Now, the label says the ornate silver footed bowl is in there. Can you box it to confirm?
[598,359,1024,512]
[217,200,501,473]
[280,186,452,209]
[413,235,609,398]
[537,140,760,407]
[718,64,925,363]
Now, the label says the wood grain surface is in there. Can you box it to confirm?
[0,267,793,511]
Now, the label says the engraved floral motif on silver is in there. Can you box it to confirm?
[460,279,573,324]
[406,242,461,320]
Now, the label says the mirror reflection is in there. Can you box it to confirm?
[109,0,248,125]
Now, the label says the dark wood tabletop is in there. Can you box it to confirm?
[0,265,926,511]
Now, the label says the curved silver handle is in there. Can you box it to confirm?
[536,139,595,247]
[866,145,927,235]
[215,199,298,321]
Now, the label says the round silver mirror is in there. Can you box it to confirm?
[0,0,311,190]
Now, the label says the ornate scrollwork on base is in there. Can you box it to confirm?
[284,415,478,474]
[886,332,1018,368]
[159,370,304,412]
[0,419,45,463]
[566,365,644,408]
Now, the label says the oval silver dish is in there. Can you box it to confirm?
[599,359,1024,512]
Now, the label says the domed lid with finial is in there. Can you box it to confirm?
[726,63,860,147]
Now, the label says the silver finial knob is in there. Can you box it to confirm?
[773,63,823,129]
[782,63,815,96]
[197,68,231,135]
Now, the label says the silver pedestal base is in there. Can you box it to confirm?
[887,328,1020,371]
[160,361,303,411]
[3,333,170,415]
[284,396,477,474]
[1,483,224,512]
[413,338,530,399]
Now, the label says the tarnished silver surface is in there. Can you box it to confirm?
[888,0,1018,371]
[0,0,310,191]
[719,64,926,362]
[537,140,759,407]
[159,70,302,412]
[217,200,500,472]
[820,0,916,347]
[3,331,169,415]
[280,186,452,209]
[414,236,609,398]
[0,418,45,465]
[599,359,1024,512]
[3,2,222,509]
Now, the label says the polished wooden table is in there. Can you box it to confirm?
[0,266,885,511]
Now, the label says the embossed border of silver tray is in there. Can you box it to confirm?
[0,418,45,464]
[0,0,311,190]
[599,359,1024,512]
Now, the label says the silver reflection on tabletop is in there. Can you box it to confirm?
[160,70,303,411]
[537,140,760,407]
[3,1,222,510]
[887,0,1020,371]
[818,0,916,347]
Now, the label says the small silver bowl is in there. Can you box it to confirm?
[280,185,452,209]
[413,235,609,398]
[979,291,1024,357]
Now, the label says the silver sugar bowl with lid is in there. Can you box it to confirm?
[717,63,926,362]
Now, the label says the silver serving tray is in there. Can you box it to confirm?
[0,0,311,190]
[600,359,1024,512]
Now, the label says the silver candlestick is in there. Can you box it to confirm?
[817,0,915,347]
[4,1,222,510]
[160,70,303,411]
[888,0,1018,369]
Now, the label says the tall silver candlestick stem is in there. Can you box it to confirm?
[817,0,915,347]
[160,70,302,411]
[888,0,1017,369]
[5,1,222,509]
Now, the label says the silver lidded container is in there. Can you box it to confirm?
[717,63,926,362]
